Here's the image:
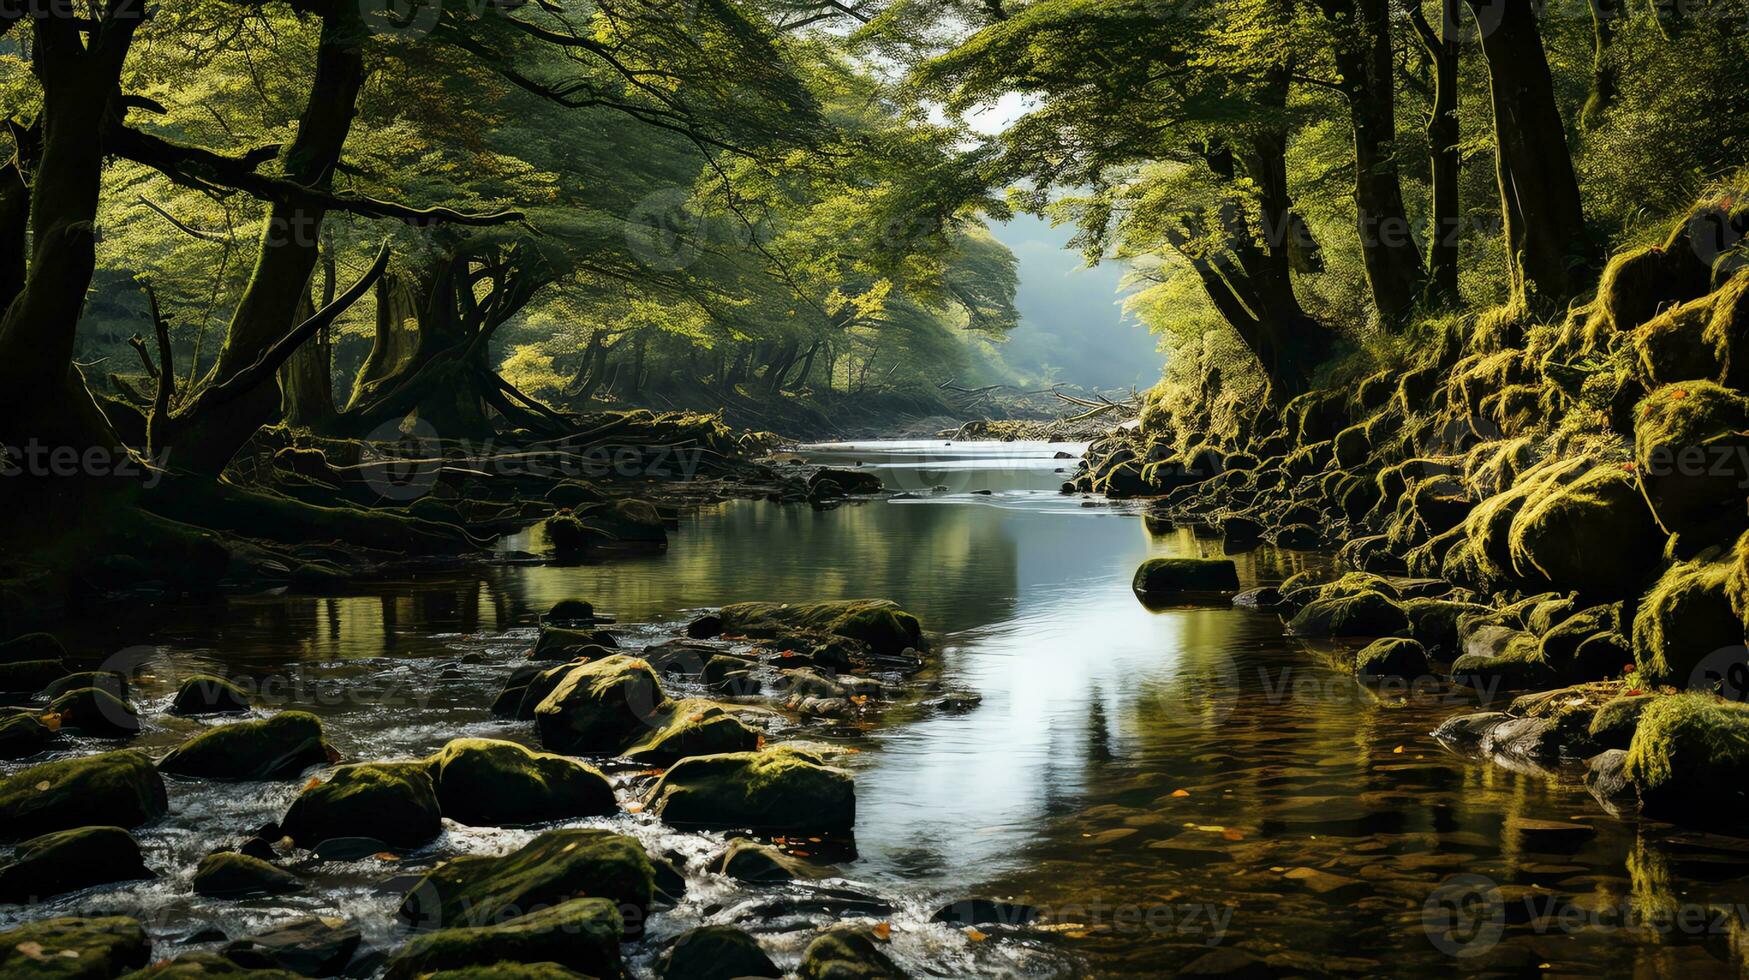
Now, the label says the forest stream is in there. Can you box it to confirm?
[7,442,1749,978]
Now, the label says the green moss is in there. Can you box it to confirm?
[169,675,251,715]
[398,829,652,937]
[718,600,925,654]
[1130,558,1240,597]
[0,917,150,979]
[1632,561,1744,687]
[646,745,855,832]
[1284,591,1409,638]
[386,898,622,980]
[1623,694,1749,818]
[1355,638,1431,680]
[159,712,331,781]
[623,702,760,766]
[1590,694,1655,750]
[797,929,904,980]
[532,655,670,754]
[1507,464,1665,600]
[424,738,615,826]
[1320,573,1400,601]
[279,762,441,849]
[1633,381,1749,539]
[0,751,167,842]
[192,852,304,898]
[1450,630,1557,690]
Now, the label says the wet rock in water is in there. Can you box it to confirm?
[646,746,855,832]
[414,964,588,980]
[1431,711,1512,747]
[121,950,303,978]
[399,829,652,937]
[221,916,361,977]
[529,626,617,662]
[1624,693,1749,825]
[1221,515,1263,549]
[797,928,904,980]
[44,687,139,738]
[622,703,761,766]
[1231,587,1284,610]
[1450,623,1556,691]
[930,898,1041,927]
[712,839,830,883]
[545,598,595,624]
[0,631,66,665]
[1585,749,1635,809]
[658,925,781,980]
[169,674,252,715]
[1284,591,1408,638]
[192,852,304,899]
[1588,694,1655,750]
[0,713,53,760]
[0,658,68,694]
[686,614,725,639]
[0,916,150,979]
[1176,947,1281,979]
[0,750,168,841]
[780,667,848,700]
[424,737,615,826]
[279,762,442,849]
[158,712,333,781]
[490,663,546,717]
[0,826,155,903]
[1131,558,1240,599]
[580,499,670,545]
[41,670,128,701]
[719,599,925,656]
[1402,598,1490,660]
[385,898,622,980]
[702,654,760,696]
[641,639,723,675]
[312,837,393,861]
[533,655,668,753]
[1281,866,1366,900]
[1354,638,1431,680]
[545,514,593,554]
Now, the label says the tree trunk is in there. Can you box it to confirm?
[1582,0,1623,128]
[279,245,337,428]
[164,11,366,473]
[1465,0,1591,314]
[1325,0,1426,326]
[1410,0,1461,305]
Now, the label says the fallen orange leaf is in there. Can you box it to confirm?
[965,928,988,942]
[1170,788,1191,798]
[625,803,644,813]
[38,713,61,732]
[872,922,891,942]
[1391,745,1404,754]
[304,777,322,790]
[374,852,400,862]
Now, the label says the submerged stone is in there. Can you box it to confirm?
[191,852,304,899]
[0,826,154,903]
[279,762,442,849]
[158,712,332,781]
[658,925,781,980]
[398,828,653,938]
[1131,558,1240,598]
[385,898,622,980]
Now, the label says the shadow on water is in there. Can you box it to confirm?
[8,439,1749,975]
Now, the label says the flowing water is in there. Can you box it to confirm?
[8,441,1749,977]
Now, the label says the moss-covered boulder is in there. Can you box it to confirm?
[158,712,332,781]
[1463,456,1591,590]
[1634,382,1749,541]
[424,738,615,826]
[398,829,652,937]
[0,713,54,760]
[1355,638,1431,681]
[658,925,781,980]
[581,499,669,545]
[1624,694,1749,823]
[1130,558,1240,599]
[530,627,617,662]
[0,917,151,979]
[712,839,828,883]
[646,746,854,832]
[44,687,139,738]
[0,826,154,903]
[41,671,128,701]
[0,751,168,842]
[169,675,252,715]
[533,655,669,754]
[622,703,761,766]
[544,514,592,554]
[545,598,596,623]
[1633,561,1745,688]
[1450,630,1557,692]
[1590,694,1655,751]
[797,928,904,980]
[119,951,303,978]
[385,898,622,980]
[1508,464,1665,600]
[1284,591,1408,638]
[1402,598,1491,660]
[192,852,304,899]
[0,658,68,694]
[0,632,66,665]
[718,600,925,655]
[279,762,442,849]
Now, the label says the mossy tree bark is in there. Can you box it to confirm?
[1582,0,1623,128]
[279,243,338,429]
[1465,0,1592,315]
[1408,0,1461,306]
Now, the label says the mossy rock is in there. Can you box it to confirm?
[1280,567,1339,593]
[1538,606,1617,680]
[0,658,69,694]
[646,746,855,832]
[623,703,761,766]
[579,499,669,545]
[385,898,622,980]
[45,687,139,738]
[533,655,670,754]
[41,671,127,701]
[1403,598,1491,659]
[279,762,442,849]
[1590,695,1656,751]
[545,598,595,623]
[1524,597,1577,636]
[1507,464,1665,600]
[192,852,304,899]
[1355,638,1431,680]
[424,738,615,826]
[159,712,332,781]
[1634,381,1749,540]
[170,675,252,715]
[797,928,904,980]
[424,966,589,980]
[546,480,607,510]
[1632,292,1724,387]
[0,750,168,842]
[718,600,925,655]
[398,829,652,937]
[1319,573,1400,601]
[544,514,593,553]
[1450,631,1557,692]
[659,925,781,980]
[0,916,150,979]
[0,631,66,665]
[1333,423,1370,468]
[0,826,154,903]
[1463,456,1590,589]
[0,712,54,760]
[119,951,303,978]
[1633,561,1745,688]
[1284,592,1408,639]
[528,631,616,663]
[1624,694,1749,823]
[1131,558,1240,598]
[712,839,830,883]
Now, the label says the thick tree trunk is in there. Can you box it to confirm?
[1582,0,1623,128]
[1410,0,1461,305]
[1326,0,1426,326]
[166,11,366,473]
[1466,0,1591,314]
[280,246,337,428]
